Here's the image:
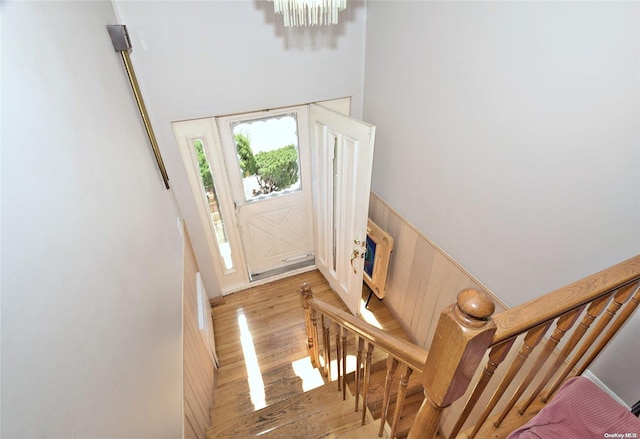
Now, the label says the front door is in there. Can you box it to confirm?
[218,107,315,280]
[310,103,376,315]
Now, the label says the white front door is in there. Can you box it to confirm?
[218,107,315,280]
[310,103,376,315]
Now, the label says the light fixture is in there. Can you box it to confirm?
[268,0,347,27]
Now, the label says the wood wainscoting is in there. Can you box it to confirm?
[368,192,507,351]
[183,227,216,439]
[367,192,574,437]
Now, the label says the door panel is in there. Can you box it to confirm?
[218,107,315,279]
[237,191,313,276]
[310,103,376,315]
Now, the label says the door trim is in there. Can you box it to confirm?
[172,97,355,295]
[172,118,249,293]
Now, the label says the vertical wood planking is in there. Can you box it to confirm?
[421,263,464,348]
[383,212,403,313]
[414,252,455,347]
[408,240,436,336]
[183,228,215,439]
[368,192,504,350]
[389,220,418,323]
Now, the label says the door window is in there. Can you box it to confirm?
[230,114,302,203]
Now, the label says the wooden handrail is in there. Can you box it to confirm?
[304,293,428,371]
[440,255,640,439]
[300,255,640,439]
[300,283,429,438]
[492,255,640,344]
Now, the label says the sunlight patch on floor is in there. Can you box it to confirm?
[291,357,325,392]
[360,298,383,329]
[327,354,358,382]
[256,426,278,436]
[237,309,266,410]
[294,354,358,388]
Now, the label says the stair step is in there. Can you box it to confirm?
[346,364,424,418]
[366,369,423,420]
[342,361,425,438]
[386,391,425,439]
[207,381,386,438]
[212,361,312,415]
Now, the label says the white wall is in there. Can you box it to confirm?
[113,0,368,298]
[363,2,640,405]
[2,2,184,437]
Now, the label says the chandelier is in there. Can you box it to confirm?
[268,0,347,27]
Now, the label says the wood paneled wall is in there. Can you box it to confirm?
[183,228,215,439]
[368,193,565,435]
[368,192,507,350]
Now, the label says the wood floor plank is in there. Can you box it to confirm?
[208,269,414,439]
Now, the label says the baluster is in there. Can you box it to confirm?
[311,309,320,367]
[468,321,551,437]
[379,355,399,437]
[342,326,348,400]
[322,314,331,378]
[299,283,319,367]
[519,306,586,414]
[448,338,516,439]
[408,289,496,439]
[542,284,636,401]
[390,364,413,439]
[495,307,584,425]
[361,342,375,425]
[335,322,342,390]
[355,336,364,412]
[575,284,640,376]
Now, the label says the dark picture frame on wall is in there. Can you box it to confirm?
[363,218,394,300]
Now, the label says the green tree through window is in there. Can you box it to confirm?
[234,134,299,195]
[194,139,214,193]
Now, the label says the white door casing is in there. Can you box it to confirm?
[172,118,249,292]
[172,98,374,305]
[310,103,376,315]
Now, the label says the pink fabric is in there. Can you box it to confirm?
[507,376,640,439]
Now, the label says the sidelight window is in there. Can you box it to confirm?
[194,139,233,270]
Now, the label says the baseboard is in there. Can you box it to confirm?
[209,296,225,308]
[583,369,629,408]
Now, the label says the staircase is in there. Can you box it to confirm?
[207,362,385,438]
[206,358,426,439]
[204,270,423,439]
[207,257,640,439]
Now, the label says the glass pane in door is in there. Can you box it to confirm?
[230,114,301,202]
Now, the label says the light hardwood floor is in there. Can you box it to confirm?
[206,269,415,438]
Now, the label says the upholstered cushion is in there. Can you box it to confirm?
[508,376,640,439]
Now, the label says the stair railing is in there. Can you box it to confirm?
[302,255,640,439]
[410,254,640,439]
[300,284,428,437]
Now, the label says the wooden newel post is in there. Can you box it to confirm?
[300,283,320,367]
[408,288,497,439]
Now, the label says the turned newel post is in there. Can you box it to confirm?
[300,283,320,367]
[408,288,497,439]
